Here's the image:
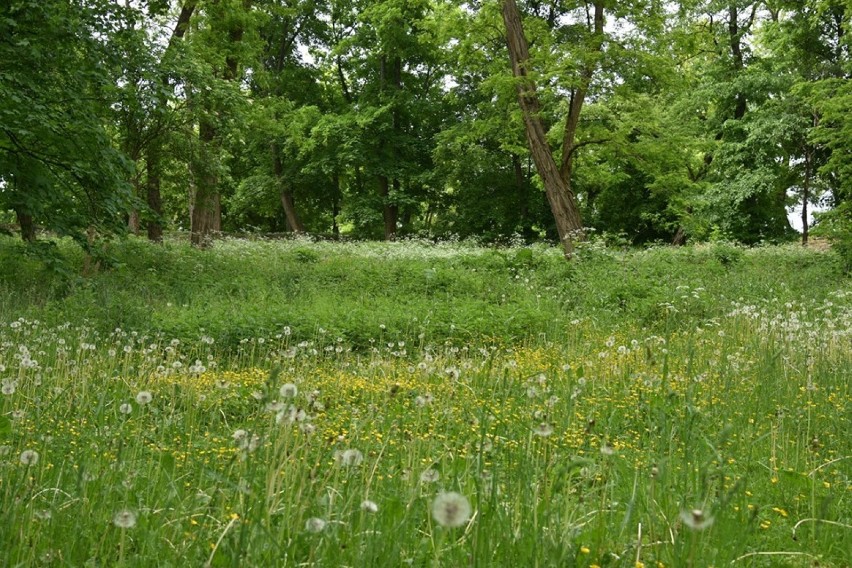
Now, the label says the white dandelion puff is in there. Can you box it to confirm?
[335,448,364,467]
[279,383,298,398]
[431,492,472,528]
[20,449,39,465]
[119,403,132,415]
[533,423,554,437]
[679,508,714,531]
[419,469,441,484]
[135,391,152,405]
[360,500,379,513]
[113,510,137,529]
[305,517,326,533]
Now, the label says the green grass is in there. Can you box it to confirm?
[0,236,849,566]
[0,235,847,348]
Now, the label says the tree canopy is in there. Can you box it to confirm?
[1,0,850,254]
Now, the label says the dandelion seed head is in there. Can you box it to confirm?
[431,492,471,528]
[679,508,714,531]
[533,423,554,437]
[279,383,298,398]
[113,510,137,529]
[135,391,152,405]
[20,449,39,465]
[119,403,132,415]
[419,469,440,483]
[335,448,364,467]
[305,517,326,533]
[360,500,379,513]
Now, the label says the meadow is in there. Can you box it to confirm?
[0,236,849,567]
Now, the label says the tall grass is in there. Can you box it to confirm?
[0,235,846,348]
[0,237,849,566]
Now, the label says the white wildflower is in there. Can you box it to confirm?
[431,492,472,528]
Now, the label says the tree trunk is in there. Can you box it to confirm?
[728,4,748,120]
[279,191,304,233]
[502,0,583,257]
[379,175,398,240]
[560,1,604,182]
[124,140,143,235]
[128,210,140,234]
[513,153,533,238]
[271,146,305,233]
[332,173,341,239]
[190,120,221,247]
[146,144,164,243]
[378,55,398,241]
[802,152,811,246]
[15,207,36,243]
[188,0,250,247]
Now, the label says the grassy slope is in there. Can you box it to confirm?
[0,236,847,348]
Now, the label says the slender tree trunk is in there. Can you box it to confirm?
[560,1,604,182]
[332,173,341,239]
[728,4,748,120]
[378,55,398,241]
[513,153,533,238]
[125,147,142,235]
[502,0,583,257]
[141,0,194,244]
[272,145,305,233]
[802,152,811,246]
[15,207,36,243]
[379,175,397,240]
[391,57,403,236]
[279,192,304,233]
[146,145,164,243]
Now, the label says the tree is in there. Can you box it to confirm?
[0,0,134,248]
[184,0,256,247]
[500,0,596,256]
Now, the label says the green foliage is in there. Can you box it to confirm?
[0,0,134,243]
[2,0,851,251]
[814,203,852,272]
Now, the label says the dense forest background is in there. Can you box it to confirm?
[1,0,850,256]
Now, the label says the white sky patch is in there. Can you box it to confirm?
[787,192,831,233]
